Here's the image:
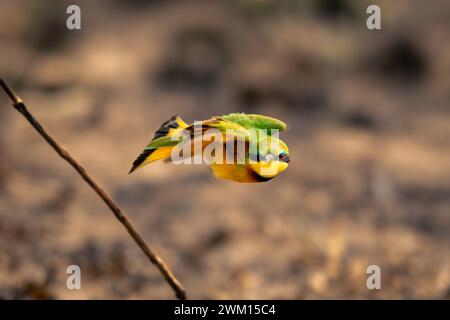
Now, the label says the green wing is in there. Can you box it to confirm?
[144,135,181,150]
[193,117,251,141]
[219,113,286,132]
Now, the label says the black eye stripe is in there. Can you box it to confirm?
[249,152,289,162]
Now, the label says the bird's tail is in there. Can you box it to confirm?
[129,115,188,174]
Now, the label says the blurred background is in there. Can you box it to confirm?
[0,0,449,299]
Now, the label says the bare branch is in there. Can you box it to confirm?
[0,79,187,300]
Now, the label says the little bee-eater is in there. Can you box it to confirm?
[129,113,290,183]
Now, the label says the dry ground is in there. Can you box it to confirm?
[0,0,449,299]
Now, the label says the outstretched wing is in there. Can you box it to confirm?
[185,117,251,142]
[219,113,286,132]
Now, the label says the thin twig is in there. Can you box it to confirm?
[0,79,187,300]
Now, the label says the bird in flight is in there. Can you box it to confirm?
[129,113,290,183]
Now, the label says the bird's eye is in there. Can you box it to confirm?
[279,151,290,163]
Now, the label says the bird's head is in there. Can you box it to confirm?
[249,136,290,179]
